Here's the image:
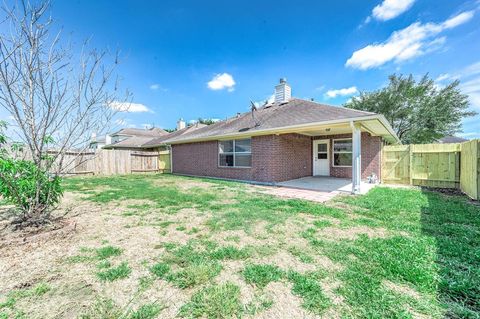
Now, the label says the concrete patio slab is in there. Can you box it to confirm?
[276,176,377,195]
[258,176,377,203]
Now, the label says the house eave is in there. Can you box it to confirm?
[161,115,400,146]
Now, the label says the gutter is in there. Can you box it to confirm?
[153,114,400,146]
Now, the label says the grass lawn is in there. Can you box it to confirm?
[0,174,479,318]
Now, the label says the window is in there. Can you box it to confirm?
[219,139,252,167]
[317,143,328,159]
[333,139,352,167]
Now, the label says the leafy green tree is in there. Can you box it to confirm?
[344,74,476,144]
[196,118,217,125]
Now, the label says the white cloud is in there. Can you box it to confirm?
[149,83,168,91]
[325,86,359,99]
[207,73,236,92]
[108,101,153,113]
[372,0,415,21]
[437,61,480,111]
[443,11,475,28]
[346,11,475,70]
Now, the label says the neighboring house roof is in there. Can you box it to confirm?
[110,127,169,137]
[104,127,169,149]
[91,136,106,144]
[437,136,468,144]
[162,98,397,144]
[105,136,156,148]
[142,123,208,148]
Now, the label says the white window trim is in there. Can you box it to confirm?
[218,139,252,168]
[332,138,353,167]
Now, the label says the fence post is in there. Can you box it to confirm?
[409,145,413,186]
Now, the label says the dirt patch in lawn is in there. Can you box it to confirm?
[257,282,317,319]
[383,280,422,301]
[318,225,389,240]
[176,179,214,191]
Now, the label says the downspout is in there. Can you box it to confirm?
[168,144,173,173]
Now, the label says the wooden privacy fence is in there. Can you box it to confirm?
[460,140,480,200]
[63,149,170,175]
[382,140,480,200]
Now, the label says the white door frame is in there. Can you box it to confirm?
[313,139,330,176]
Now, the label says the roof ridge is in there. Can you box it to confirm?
[290,98,375,115]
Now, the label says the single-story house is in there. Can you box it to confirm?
[436,136,468,144]
[142,121,207,151]
[102,127,169,150]
[149,79,400,193]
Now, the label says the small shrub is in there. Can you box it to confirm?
[242,264,284,288]
[96,262,131,282]
[179,283,242,318]
[0,157,63,222]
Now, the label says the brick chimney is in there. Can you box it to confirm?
[274,78,291,103]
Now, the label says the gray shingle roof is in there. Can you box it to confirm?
[163,98,375,144]
[111,127,169,137]
[437,136,468,144]
[142,123,208,147]
[104,136,156,148]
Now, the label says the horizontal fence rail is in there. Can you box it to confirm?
[382,139,479,200]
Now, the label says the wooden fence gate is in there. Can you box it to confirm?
[382,140,480,200]
[460,140,480,200]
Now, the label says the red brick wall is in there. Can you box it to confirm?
[172,133,312,183]
[313,132,381,179]
[269,134,312,182]
[172,132,381,183]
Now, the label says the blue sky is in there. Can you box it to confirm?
[8,0,480,137]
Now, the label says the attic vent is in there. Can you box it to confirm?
[274,78,291,104]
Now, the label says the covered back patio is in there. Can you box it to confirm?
[269,116,399,194]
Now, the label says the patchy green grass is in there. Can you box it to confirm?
[242,264,284,288]
[0,282,51,318]
[96,262,132,282]
[128,303,164,319]
[167,261,222,289]
[209,245,251,260]
[179,283,242,318]
[287,271,330,314]
[288,246,315,264]
[150,263,170,279]
[4,174,477,318]
[337,187,480,318]
[79,298,122,319]
[96,245,122,259]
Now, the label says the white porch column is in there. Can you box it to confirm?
[351,122,362,194]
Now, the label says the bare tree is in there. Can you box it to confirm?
[0,0,129,223]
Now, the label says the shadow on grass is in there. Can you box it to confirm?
[420,190,480,317]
